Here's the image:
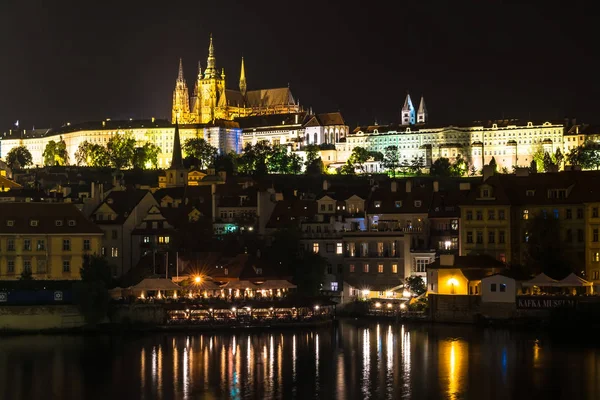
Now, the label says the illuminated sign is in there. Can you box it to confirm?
[516,297,576,309]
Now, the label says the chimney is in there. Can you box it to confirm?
[572,118,577,127]
[406,180,412,193]
[391,181,397,192]
[482,165,495,182]
[433,181,439,192]
[323,179,330,191]
[91,182,95,199]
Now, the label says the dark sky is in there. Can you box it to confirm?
[0,1,597,131]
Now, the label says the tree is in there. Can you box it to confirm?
[542,151,555,172]
[19,269,33,281]
[382,146,400,177]
[288,153,303,174]
[132,143,161,169]
[349,147,370,173]
[75,141,111,167]
[304,144,324,175]
[238,142,271,177]
[6,145,33,169]
[107,133,136,169]
[409,154,424,175]
[405,276,426,296]
[489,156,497,172]
[430,157,452,177]
[43,138,69,166]
[531,143,546,172]
[43,140,57,166]
[369,151,384,162]
[73,255,114,325]
[450,154,468,177]
[338,161,356,175]
[554,148,564,170]
[469,165,478,176]
[213,152,238,175]
[183,138,217,169]
[524,215,572,279]
[566,141,600,170]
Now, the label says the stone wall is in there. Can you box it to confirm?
[110,304,166,325]
[429,294,481,323]
[0,305,85,331]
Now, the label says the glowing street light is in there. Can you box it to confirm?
[194,276,202,283]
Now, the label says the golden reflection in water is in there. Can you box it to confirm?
[376,324,381,367]
[247,336,252,378]
[292,334,297,383]
[140,347,146,391]
[362,328,370,396]
[232,335,236,356]
[157,345,163,396]
[173,343,179,388]
[277,337,283,392]
[151,346,157,386]
[337,353,346,399]
[387,325,393,374]
[315,333,320,390]
[221,344,226,385]
[203,345,209,388]
[401,328,411,397]
[533,339,540,366]
[441,340,467,399]
[183,347,189,399]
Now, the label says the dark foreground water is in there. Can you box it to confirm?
[0,321,599,399]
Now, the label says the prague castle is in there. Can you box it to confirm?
[172,35,301,124]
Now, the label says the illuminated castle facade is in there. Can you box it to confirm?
[172,35,301,124]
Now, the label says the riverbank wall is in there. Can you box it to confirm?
[0,305,86,331]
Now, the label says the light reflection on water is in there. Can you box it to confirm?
[0,321,599,399]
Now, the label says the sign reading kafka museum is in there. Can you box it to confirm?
[516,297,577,309]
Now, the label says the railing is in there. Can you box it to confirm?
[344,252,398,258]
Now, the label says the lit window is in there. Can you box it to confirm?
[522,210,529,220]
[363,263,369,273]
[143,236,150,243]
[336,242,343,254]
[30,220,38,227]
[595,253,600,262]
[331,282,339,291]
[378,264,383,273]
[374,201,381,208]
[349,264,355,273]
[6,220,14,227]
[111,247,118,257]
[414,200,422,207]
[224,268,229,275]
[414,259,429,273]
[395,201,402,208]
[313,243,319,253]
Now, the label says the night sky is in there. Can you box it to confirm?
[0,2,597,131]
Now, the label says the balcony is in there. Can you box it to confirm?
[344,252,399,259]
[302,231,343,239]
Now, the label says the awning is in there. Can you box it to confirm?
[554,273,593,287]
[255,280,297,290]
[522,273,559,287]
[131,278,181,291]
[221,280,259,290]
[191,280,223,291]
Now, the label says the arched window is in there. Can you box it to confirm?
[314,132,318,144]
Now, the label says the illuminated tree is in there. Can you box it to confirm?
[107,133,136,169]
[132,143,161,169]
[430,157,452,177]
[349,146,369,173]
[382,146,400,177]
[42,136,69,166]
[238,142,271,176]
[6,145,33,169]
[450,154,468,176]
[183,138,217,169]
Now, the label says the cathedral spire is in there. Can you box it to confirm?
[239,57,247,96]
[401,91,416,125]
[170,118,184,169]
[417,95,428,123]
[197,61,202,79]
[205,34,216,77]
[177,58,184,81]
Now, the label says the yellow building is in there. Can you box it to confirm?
[172,34,301,125]
[0,203,103,280]
[427,254,504,295]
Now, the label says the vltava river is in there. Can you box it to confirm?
[0,320,598,399]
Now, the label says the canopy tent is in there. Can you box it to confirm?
[255,280,297,290]
[221,280,258,290]
[190,279,223,291]
[522,273,559,287]
[554,273,593,287]
[131,278,181,291]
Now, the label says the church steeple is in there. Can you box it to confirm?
[417,95,428,124]
[239,57,247,96]
[170,118,184,169]
[205,34,216,78]
[401,92,415,125]
[177,58,184,82]
[197,61,202,79]
[172,59,191,123]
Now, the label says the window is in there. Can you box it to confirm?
[488,231,495,244]
[363,263,369,273]
[68,220,76,226]
[37,240,45,251]
[594,208,599,218]
[593,271,600,280]
[522,210,529,220]
[498,210,505,220]
[326,243,334,253]
[8,260,15,273]
[63,239,71,251]
[327,265,333,274]
[578,229,584,242]
[414,200,422,207]
[476,231,483,244]
[328,204,333,211]
[414,259,429,273]
[482,189,490,198]
[542,209,547,219]
[112,230,118,239]
[349,264,355,273]
[466,210,473,220]
[566,209,572,219]
[392,264,398,273]
[395,201,402,208]
[320,204,325,211]
[143,236,150,243]
[594,229,599,242]
[23,260,31,273]
[256,267,263,275]
[378,264,384,273]
[488,210,495,220]
[565,229,573,242]
[7,239,15,251]
[490,283,497,292]
[55,220,63,226]
[23,239,31,251]
[498,230,505,244]
[62,261,70,273]
[553,209,559,219]
[336,242,343,254]
[30,220,38,227]
[595,253,600,262]
[577,208,584,219]
[36,259,46,273]
[374,201,381,208]
[500,284,506,292]
[83,240,91,251]
[467,231,473,243]
[313,243,319,253]
[476,211,483,220]
[224,268,229,275]
[526,190,535,197]
[331,282,339,291]
[6,220,14,226]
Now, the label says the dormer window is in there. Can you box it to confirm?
[256,268,263,275]
[30,220,38,227]
[374,201,381,208]
[526,190,535,197]
[414,200,422,207]
[6,220,14,227]
[55,220,63,226]
[68,220,76,226]
[482,189,490,198]
[395,201,402,208]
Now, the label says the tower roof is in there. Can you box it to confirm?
[402,92,414,111]
[239,57,247,95]
[205,34,217,78]
[177,58,184,81]
[418,96,427,114]
[170,120,184,169]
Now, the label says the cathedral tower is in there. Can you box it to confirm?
[417,95,428,124]
[239,57,247,97]
[401,92,415,125]
[172,58,192,123]
[198,34,226,123]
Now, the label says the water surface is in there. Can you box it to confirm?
[0,321,598,399]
